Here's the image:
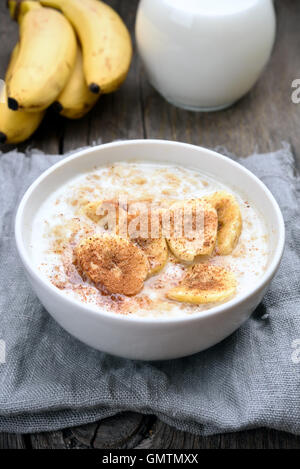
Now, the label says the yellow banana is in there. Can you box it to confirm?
[8,0,41,21]
[203,191,242,255]
[40,0,132,94]
[166,264,237,305]
[82,199,168,276]
[75,235,149,296]
[52,46,100,119]
[0,44,44,144]
[7,1,77,112]
[135,237,168,277]
[166,200,218,262]
[5,42,20,83]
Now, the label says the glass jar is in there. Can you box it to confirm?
[136,0,276,111]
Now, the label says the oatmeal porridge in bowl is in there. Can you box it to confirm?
[15,141,284,360]
[32,162,268,318]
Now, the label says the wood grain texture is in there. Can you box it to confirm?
[0,0,300,449]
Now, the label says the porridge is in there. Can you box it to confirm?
[31,162,269,318]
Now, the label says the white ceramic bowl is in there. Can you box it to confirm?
[15,140,285,361]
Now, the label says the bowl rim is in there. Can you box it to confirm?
[15,139,285,324]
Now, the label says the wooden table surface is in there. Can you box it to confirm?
[1,0,300,449]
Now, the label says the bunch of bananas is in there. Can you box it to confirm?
[0,0,132,144]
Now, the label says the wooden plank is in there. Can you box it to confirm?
[0,433,27,449]
[27,422,300,450]
[137,423,300,450]
[30,430,71,450]
[28,414,155,449]
[71,413,155,449]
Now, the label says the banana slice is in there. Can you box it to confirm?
[82,200,118,224]
[166,200,218,261]
[166,263,236,304]
[83,200,168,275]
[203,191,242,255]
[82,199,125,232]
[135,237,168,276]
[126,202,168,275]
[82,200,104,223]
[75,235,149,296]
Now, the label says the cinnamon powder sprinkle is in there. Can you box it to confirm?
[183,264,232,292]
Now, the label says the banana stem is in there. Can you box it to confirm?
[8,0,41,23]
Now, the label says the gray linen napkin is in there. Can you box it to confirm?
[0,144,299,435]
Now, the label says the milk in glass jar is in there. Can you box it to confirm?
[135,0,276,111]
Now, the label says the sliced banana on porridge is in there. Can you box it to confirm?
[74,235,149,296]
[82,200,106,223]
[135,237,168,276]
[125,202,168,275]
[203,191,242,255]
[82,199,148,232]
[166,263,237,304]
[166,200,218,262]
[82,199,124,228]
[82,199,168,276]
